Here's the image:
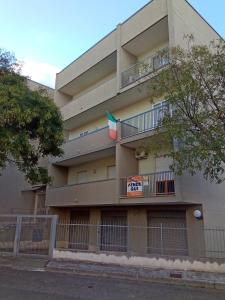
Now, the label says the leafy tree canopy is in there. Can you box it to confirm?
[0,49,64,184]
[148,37,225,183]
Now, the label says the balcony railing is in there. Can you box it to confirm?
[121,104,169,139]
[120,171,175,198]
[121,49,169,88]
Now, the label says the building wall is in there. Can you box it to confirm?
[0,79,54,214]
[168,0,220,48]
[0,164,35,214]
[51,0,224,232]
[179,173,225,227]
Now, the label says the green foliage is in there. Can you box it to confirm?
[149,37,225,183]
[0,49,64,184]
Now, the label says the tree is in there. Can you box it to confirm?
[0,49,64,184]
[148,37,225,183]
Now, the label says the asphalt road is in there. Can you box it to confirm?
[0,267,224,300]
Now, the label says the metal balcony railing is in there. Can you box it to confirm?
[121,49,169,88]
[120,171,175,198]
[121,104,169,139]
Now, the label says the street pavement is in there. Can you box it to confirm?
[0,267,224,300]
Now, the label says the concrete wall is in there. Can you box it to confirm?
[179,173,225,228]
[0,164,34,214]
[46,179,116,207]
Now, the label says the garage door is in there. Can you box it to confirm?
[147,211,188,256]
[101,210,127,252]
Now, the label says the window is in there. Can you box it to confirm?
[77,171,87,183]
[156,180,175,195]
[107,165,116,179]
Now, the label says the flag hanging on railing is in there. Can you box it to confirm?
[106,112,117,140]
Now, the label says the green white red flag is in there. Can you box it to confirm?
[106,112,117,140]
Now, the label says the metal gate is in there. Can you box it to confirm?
[0,215,57,257]
[100,211,127,252]
[147,211,188,256]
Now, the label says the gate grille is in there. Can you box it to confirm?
[0,215,57,257]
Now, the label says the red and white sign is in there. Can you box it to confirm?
[127,176,144,197]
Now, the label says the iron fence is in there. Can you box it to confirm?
[121,49,169,88]
[0,214,57,257]
[56,222,225,259]
[120,171,175,198]
[121,104,169,139]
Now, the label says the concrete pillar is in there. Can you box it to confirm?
[48,165,68,187]
[116,144,138,200]
[54,90,72,108]
[166,0,176,49]
[89,208,101,252]
[128,207,147,255]
[116,23,136,91]
[50,207,70,249]
[186,205,205,257]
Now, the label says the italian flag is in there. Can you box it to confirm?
[106,112,117,140]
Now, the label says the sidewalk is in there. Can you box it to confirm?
[0,255,48,271]
[47,259,225,290]
[1,255,225,290]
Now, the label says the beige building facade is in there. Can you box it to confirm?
[46,0,223,256]
[0,79,54,215]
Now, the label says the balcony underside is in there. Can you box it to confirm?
[120,130,166,149]
[119,197,193,206]
[122,17,168,56]
[53,146,115,167]
[59,52,117,96]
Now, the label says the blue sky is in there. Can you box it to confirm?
[0,0,224,87]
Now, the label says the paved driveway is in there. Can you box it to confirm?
[0,267,224,300]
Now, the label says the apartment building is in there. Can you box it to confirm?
[46,0,223,256]
[0,79,54,215]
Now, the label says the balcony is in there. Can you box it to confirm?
[121,50,169,89]
[121,103,169,139]
[51,127,116,166]
[61,76,117,128]
[120,171,175,198]
[46,179,116,207]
